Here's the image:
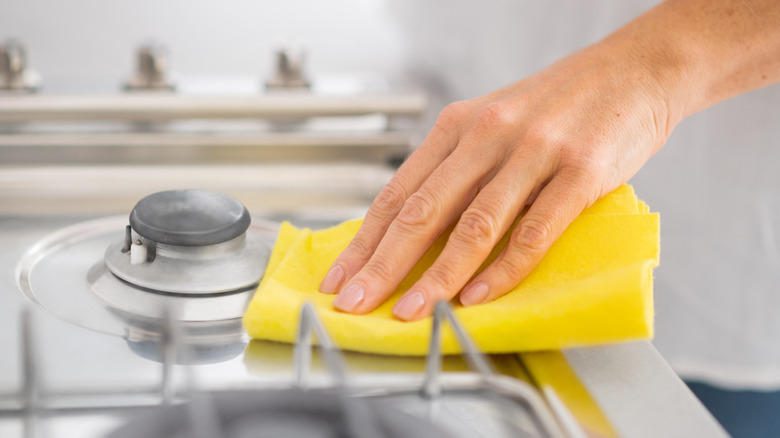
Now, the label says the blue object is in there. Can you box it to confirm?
[687,380,780,438]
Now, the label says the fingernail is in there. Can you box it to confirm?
[333,283,365,312]
[319,265,345,294]
[393,291,426,321]
[460,282,489,306]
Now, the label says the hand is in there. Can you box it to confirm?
[319,39,676,321]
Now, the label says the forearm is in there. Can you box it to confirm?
[603,0,780,127]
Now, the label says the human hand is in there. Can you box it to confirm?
[319,40,677,321]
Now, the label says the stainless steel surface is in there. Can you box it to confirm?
[17,215,277,331]
[265,46,311,90]
[0,93,426,121]
[124,43,176,92]
[104,234,267,294]
[0,40,40,92]
[0,164,394,216]
[565,342,730,438]
[423,301,496,399]
[0,212,727,437]
[2,224,572,437]
[99,189,268,295]
[0,131,414,165]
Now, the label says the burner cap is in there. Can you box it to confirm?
[129,189,250,246]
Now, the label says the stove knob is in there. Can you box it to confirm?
[0,39,40,92]
[264,45,311,90]
[124,42,176,92]
[129,189,251,246]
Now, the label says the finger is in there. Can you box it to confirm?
[391,151,552,321]
[459,169,597,306]
[319,105,463,294]
[332,130,508,314]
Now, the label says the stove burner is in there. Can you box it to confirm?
[106,389,449,438]
[104,190,268,295]
[130,189,251,246]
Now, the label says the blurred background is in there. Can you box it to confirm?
[2,1,780,436]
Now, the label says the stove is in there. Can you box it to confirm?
[0,39,726,438]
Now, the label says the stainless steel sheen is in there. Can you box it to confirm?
[124,43,176,92]
[0,212,729,437]
[0,94,426,121]
[265,46,311,90]
[128,189,252,247]
[102,189,269,294]
[0,39,40,92]
[17,215,279,334]
[104,233,268,294]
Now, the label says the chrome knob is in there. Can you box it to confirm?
[0,39,40,92]
[265,46,311,90]
[124,42,176,91]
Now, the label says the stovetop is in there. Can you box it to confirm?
[0,214,565,438]
[0,211,728,438]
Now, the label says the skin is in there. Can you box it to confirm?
[319,0,780,321]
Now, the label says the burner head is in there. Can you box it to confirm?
[130,189,251,246]
[103,189,269,295]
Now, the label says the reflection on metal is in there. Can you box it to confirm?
[20,308,40,411]
[0,164,392,217]
[542,387,589,438]
[20,308,42,438]
[0,93,426,121]
[423,301,496,399]
[0,39,40,92]
[0,132,413,165]
[15,214,277,368]
[265,46,311,90]
[103,190,269,295]
[4,302,571,438]
[8,218,578,437]
[292,302,384,438]
[124,43,176,92]
[159,306,177,404]
[293,302,348,388]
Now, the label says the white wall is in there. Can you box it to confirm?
[0,0,402,90]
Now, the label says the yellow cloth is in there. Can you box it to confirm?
[243,185,659,355]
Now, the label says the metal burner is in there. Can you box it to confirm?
[16,206,277,337]
[104,189,268,295]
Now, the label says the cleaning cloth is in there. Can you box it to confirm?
[243,185,659,355]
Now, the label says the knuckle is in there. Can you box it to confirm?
[396,192,438,230]
[475,102,514,130]
[522,121,558,148]
[362,259,395,281]
[425,267,461,291]
[561,148,609,181]
[437,101,469,128]
[495,257,526,281]
[455,208,499,245]
[372,180,407,215]
[510,217,554,255]
[345,235,373,260]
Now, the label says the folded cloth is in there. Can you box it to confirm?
[243,185,659,355]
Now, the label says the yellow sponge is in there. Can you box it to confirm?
[243,185,659,355]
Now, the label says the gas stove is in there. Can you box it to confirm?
[0,39,726,437]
